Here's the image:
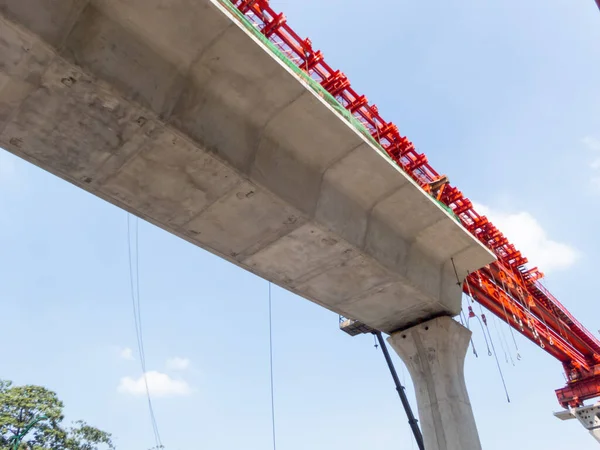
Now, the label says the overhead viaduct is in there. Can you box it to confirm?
[0,1,496,448]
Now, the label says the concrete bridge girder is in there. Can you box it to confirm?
[0,2,495,447]
[0,0,494,332]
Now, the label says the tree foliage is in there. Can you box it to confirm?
[0,380,114,450]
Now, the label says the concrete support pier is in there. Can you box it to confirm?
[388,316,481,450]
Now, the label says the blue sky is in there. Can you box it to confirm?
[1,0,599,448]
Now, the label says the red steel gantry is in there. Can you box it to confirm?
[227,0,600,408]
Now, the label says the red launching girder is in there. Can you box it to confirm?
[226,0,600,407]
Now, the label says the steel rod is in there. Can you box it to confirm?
[375,331,425,450]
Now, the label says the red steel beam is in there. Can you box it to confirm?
[225,0,600,407]
[556,373,600,408]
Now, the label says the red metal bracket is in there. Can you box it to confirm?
[227,0,600,407]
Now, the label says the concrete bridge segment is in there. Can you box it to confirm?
[0,1,495,448]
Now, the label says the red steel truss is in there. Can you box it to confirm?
[227,0,600,407]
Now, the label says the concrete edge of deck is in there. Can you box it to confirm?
[0,0,496,332]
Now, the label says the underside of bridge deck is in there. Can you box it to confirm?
[0,0,494,333]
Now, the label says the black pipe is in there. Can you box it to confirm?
[374,331,425,450]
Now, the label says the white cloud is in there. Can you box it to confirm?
[473,202,578,272]
[118,371,192,397]
[582,136,600,152]
[118,347,134,361]
[166,357,190,371]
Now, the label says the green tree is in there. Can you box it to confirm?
[0,380,114,450]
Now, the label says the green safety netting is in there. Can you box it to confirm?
[216,0,384,150]
[217,0,462,225]
[437,201,461,223]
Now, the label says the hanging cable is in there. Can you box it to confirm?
[450,257,461,288]
[458,290,469,327]
[462,276,484,359]
[468,307,492,357]
[491,312,514,366]
[493,312,511,355]
[468,299,511,402]
[513,280,550,349]
[268,282,277,450]
[460,310,469,330]
[481,312,511,403]
[461,310,478,358]
[127,214,162,448]
[476,302,500,361]
[494,275,521,361]
[450,263,478,358]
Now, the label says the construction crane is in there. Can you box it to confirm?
[227,0,600,437]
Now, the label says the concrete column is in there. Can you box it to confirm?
[388,316,481,450]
